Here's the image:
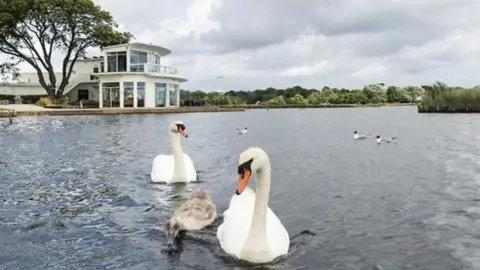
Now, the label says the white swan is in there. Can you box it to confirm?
[217,147,289,264]
[150,120,197,183]
[164,189,217,245]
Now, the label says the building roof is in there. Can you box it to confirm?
[102,42,172,56]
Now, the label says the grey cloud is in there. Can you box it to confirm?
[200,0,478,57]
[96,0,190,33]
[26,0,480,91]
[349,26,443,57]
[200,0,319,53]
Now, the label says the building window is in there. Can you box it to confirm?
[102,82,120,107]
[106,51,127,72]
[130,50,148,72]
[137,82,145,107]
[155,83,165,107]
[123,82,134,107]
[147,53,161,73]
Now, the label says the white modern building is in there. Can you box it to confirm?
[0,42,187,108]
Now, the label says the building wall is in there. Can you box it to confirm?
[66,83,99,103]
[16,59,101,85]
[0,84,46,96]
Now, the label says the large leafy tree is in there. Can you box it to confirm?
[0,0,133,98]
[0,56,20,83]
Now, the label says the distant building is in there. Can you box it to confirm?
[0,42,187,108]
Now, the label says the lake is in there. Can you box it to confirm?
[0,106,479,269]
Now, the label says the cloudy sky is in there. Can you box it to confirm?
[16,0,480,90]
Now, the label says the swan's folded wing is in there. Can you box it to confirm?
[151,154,174,183]
[266,206,290,257]
[217,188,256,257]
[182,153,197,181]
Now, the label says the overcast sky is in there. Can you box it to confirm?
[17,0,480,91]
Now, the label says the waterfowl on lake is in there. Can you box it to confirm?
[353,130,371,140]
[376,135,398,144]
[237,127,248,135]
[150,120,197,184]
[217,147,289,264]
[164,189,217,245]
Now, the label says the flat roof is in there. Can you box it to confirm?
[102,42,172,56]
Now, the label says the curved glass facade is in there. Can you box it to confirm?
[155,83,165,107]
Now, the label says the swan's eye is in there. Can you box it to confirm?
[237,158,253,174]
[176,124,186,132]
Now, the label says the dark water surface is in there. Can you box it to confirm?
[0,107,479,269]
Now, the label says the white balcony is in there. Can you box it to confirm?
[129,63,179,75]
[96,63,186,82]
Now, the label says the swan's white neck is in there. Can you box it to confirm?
[251,164,271,233]
[242,160,271,254]
[170,131,187,181]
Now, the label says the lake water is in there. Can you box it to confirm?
[0,106,479,269]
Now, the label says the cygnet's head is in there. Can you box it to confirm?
[169,120,188,137]
[235,147,269,195]
[353,130,358,134]
[164,217,182,245]
[189,189,212,201]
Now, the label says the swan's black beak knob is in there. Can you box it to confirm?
[235,190,241,195]
[185,134,188,138]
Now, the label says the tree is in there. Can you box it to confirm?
[403,86,425,102]
[363,83,387,102]
[267,95,286,105]
[307,91,326,104]
[386,86,403,103]
[288,93,307,104]
[0,56,21,83]
[0,0,133,99]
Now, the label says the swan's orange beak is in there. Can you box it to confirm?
[178,128,188,137]
[235,170,251,195]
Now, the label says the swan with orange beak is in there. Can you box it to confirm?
[217,147,289,264]
[150,120,197,183]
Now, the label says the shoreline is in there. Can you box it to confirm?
[0,103,418,118]
[417,106,480,113]
[0,106,244,117]
[219,103,416,110]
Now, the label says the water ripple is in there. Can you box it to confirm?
[0,109,477,269]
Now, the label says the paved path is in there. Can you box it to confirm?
[0,104,52,111]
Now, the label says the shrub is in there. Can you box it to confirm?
[37,97,52,107]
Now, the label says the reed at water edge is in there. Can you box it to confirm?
[418,82,480,113]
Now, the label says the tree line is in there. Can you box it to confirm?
[179,83,426,106]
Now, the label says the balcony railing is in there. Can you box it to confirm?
[129,64,178,75]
